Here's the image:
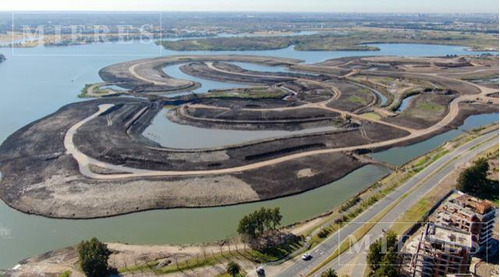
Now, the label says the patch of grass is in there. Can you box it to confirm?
[348,95,367,104]
[250,238,304,262]
[418,102,444,112]
[205,88,287,99]
[360,112,382,120]
[59,270,72,277]
[389,198,432,235]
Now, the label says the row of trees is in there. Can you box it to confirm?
[237,207,282,239]
[367,231,399,277]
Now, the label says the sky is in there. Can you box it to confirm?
[0,0,498,13]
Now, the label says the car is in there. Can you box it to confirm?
[256,266,265,275]
[302,253,312,260]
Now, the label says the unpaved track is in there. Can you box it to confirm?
[66,56,498,180]
[65,84,492,180]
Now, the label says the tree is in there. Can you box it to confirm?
[237,215,257,238]
[373,249,399,277]
[367,238,383,271]
[78,237,110,277]
[271,207,283,229]
[320,268,338,277]
[237,207,283,239]
[367,231,399,276]
[457,158,490,195]
[226,261,241,277]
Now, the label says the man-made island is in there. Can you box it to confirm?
[0,54,497,219]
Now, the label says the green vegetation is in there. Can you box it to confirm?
[78,238,111,277]
[204,87,287,99]
[159,36,293,51]
[418,102,444,112]
[388,89,422,112]
[411,149,449,172]
[79,83,123,98]
[158,28,498,52]
[226,261,241,277]
[361,112,382,120]
[457,157,498,201]
[389,198,432,235]
[249,236,303,262]
[59,270,72,277]
[348,95,367,104]
[237,207,282,239]
[320,268,338,277]
[367,231,399,277]
[307,126,499,275]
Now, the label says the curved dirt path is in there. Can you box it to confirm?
[65,87,484,180]
[66,57,497,180]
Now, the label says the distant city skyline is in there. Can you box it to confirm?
[1,0,498,13]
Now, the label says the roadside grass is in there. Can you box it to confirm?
[250,240,304,263]
[118,240,301,275]
[389,198,432,235]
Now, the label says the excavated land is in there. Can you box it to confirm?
[0,54,497,218]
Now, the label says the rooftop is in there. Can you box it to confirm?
[425,223,472,248]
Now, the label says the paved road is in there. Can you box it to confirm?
[276,131,498,277]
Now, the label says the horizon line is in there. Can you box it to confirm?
[0,10,499,14]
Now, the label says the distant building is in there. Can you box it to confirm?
[412,223,472,277]
[434,194,496,252]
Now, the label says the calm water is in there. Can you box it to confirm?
[396,94,418,112]
[0,42,497,268]
[144,109,338,149]
[162,63,250,94]
[370,113,499,166]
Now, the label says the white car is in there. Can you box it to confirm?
[302,253,312,260]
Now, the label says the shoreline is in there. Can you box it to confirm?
[4,124,497,275]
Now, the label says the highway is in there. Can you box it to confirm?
[276,130,498,277]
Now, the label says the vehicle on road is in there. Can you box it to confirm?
[256,265,265,275]
[302,253,312,260]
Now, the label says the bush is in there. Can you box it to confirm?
[317,228,331,238]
